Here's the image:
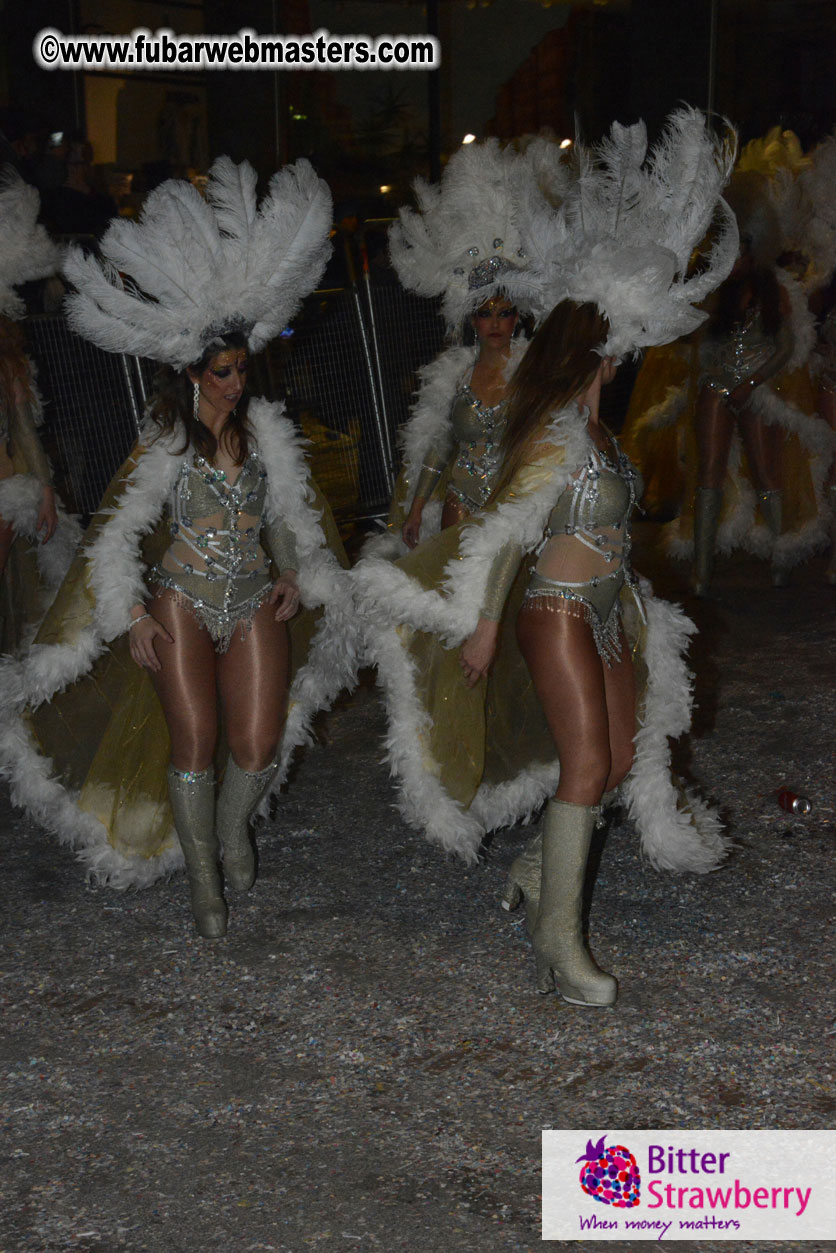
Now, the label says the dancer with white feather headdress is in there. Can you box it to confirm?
[0,158,353,939]
[367,138,565,558]
[0,167,82,652]
[621,130,835,592]
[349,108,737,1005]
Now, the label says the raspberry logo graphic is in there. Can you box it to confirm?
[577,1135,641,1208]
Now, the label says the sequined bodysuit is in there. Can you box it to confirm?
[699,308,777,393]
[150,452,298,651]
[413,383,508,513]
[482,433,641,666]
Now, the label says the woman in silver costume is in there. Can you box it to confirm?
[349,109,737,1006]
[691,232,794,593]
[461,301,641,1005]
[400,294,522,547]
[0,157,350,939]
[126,331,306,937]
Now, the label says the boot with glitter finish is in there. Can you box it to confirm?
[502,790,618,931]
[532,798,617,1006]
[217,758,277,892]
[168,765,227,939]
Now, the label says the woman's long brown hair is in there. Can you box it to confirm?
[0,317,36,416]
[147,329,252,464]
[492,300,609,497]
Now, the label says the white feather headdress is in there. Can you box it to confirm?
[63,156,333,369]
[519,108,739,358]
[389,138,570,328]
[796,131,836,290]
[0,167,62,320]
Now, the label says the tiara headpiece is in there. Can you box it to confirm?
[389,138,570,327]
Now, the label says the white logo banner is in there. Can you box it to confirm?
[542,1129,836,1241]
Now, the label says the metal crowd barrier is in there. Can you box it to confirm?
[26,278,446,530]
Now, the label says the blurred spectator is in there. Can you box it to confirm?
[42,136,118,239]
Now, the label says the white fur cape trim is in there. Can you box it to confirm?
[351,405,728,869]
[665,373,836,568]
[0,474,82,621]
[363,339,529,561]
[0,399,354,888]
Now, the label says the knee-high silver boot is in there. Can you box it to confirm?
[691,487,722,596]
[759,489,787,586]
[168,765,226,940]
[501,790,618,933]
[532,798,617,1006]
[217,758,278,892]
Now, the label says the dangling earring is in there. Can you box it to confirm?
[193,381,200,422]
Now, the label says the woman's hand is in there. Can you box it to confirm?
[401,501,425,550]
[460,617,499,687]
[269,571,301,621]
[128,612,173,673]
[36,486,58,544]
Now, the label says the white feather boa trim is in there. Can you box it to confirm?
[351,405,727,869]
[363,339,529,561]
[0,399,354,887]
[0,474,82,608]
[665,374,836,567]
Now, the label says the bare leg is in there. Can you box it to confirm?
[147,589,224,937]
[515,604,625,1004]
[694,387,735,489]
[516,605,634,805]
[692,388,735,592]
[147,589,218,771]
[217,599,289,771]
[215,601,290,890]
[738,409,783,494]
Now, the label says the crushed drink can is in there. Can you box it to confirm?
[777,788,812,816]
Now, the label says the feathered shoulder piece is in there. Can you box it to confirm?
[63,156,332,369]
[389,138,571,328]
[518,107,739,358]
[0,167,62,320]
[796,130,836,290]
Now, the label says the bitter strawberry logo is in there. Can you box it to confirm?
[577,1135,641,1208]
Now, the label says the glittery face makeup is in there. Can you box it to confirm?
[196,350,249,415]
[472,300,517,348]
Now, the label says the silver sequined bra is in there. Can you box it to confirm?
[447,385,508,511]
[699,308,776,392]
[521,439,641,666]
[150,454,274,650]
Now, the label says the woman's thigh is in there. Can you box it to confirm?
[148,588,218,771]
[694,387,735,487]
[516,603,612,805]
[217,600,290,772]
[602,627,636,788]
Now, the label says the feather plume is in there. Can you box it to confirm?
[62,157,332,369]
[389,138,563,327]
[0,167,62,319]
[517,108,738,357]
